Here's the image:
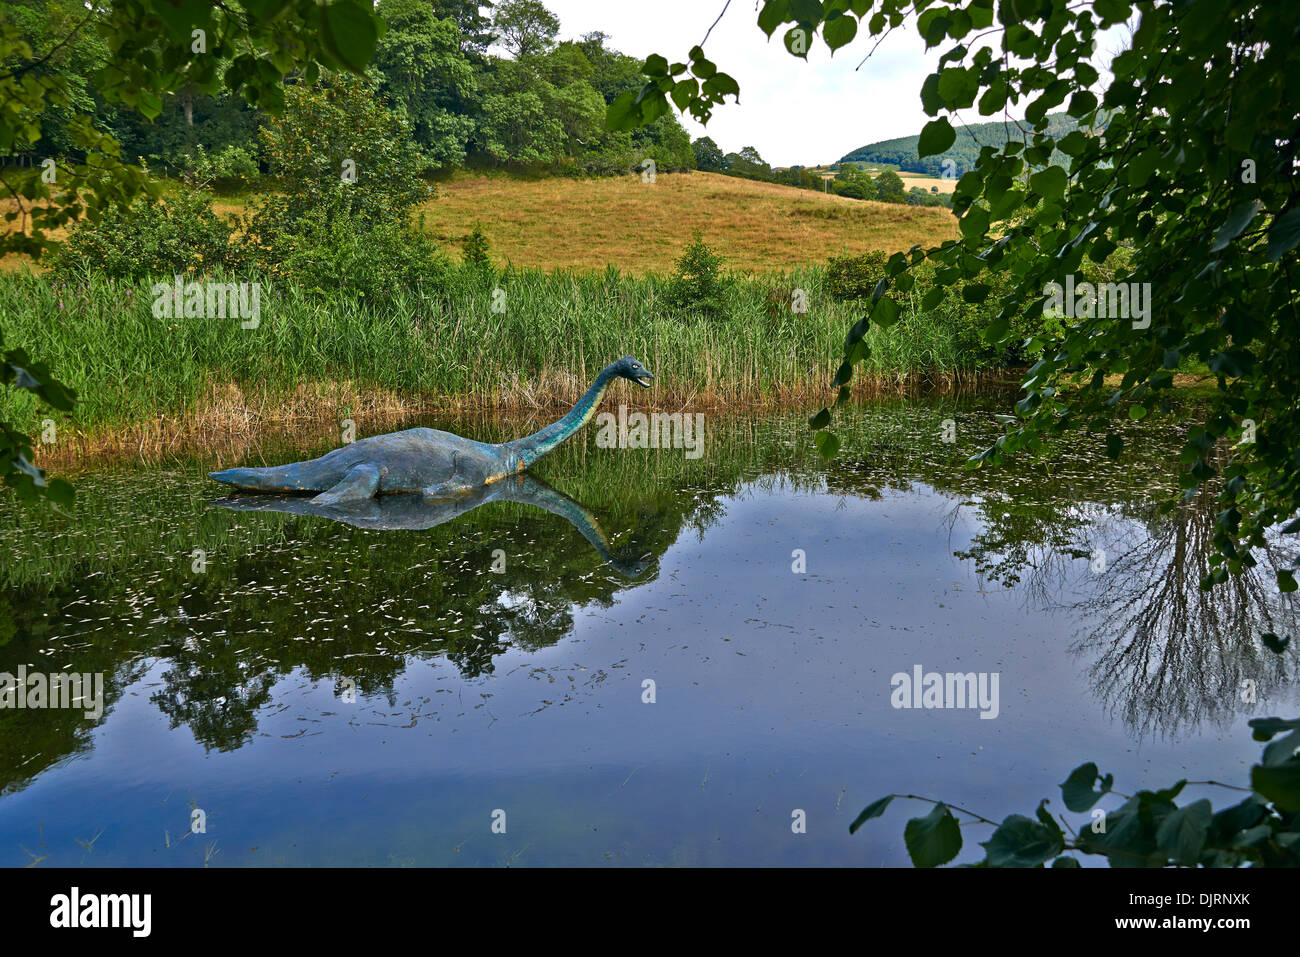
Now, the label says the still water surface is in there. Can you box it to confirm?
[1,396,1296,865]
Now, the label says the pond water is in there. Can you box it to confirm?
[1,395,1297,867]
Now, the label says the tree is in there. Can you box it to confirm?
[609,0,1300,585]
[692,136,725,171]
[873,169,906,204]
[475,53,603,166]
[0,0,387,503]
[372,0,478,169]
[491,0,560,60]
[252,72,432,234]
[428,0,496,56]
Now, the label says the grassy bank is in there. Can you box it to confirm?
[0,264,999,464]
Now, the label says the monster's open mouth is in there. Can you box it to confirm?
[634,374,654,387]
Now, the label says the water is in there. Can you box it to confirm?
[1,395,1296,866]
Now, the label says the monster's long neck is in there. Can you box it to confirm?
[504,364,617,469]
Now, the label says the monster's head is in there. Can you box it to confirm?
[613,356,655,388]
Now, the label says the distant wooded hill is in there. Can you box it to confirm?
[838,113,1080,177]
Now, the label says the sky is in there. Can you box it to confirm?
[535,1,1129,169]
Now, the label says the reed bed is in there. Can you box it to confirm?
[0,265,996,464]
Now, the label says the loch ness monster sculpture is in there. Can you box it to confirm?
[209,356,654,505]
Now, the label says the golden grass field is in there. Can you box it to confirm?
[2,170,957,274]
[898,172,957,194]
[418,171,957,274]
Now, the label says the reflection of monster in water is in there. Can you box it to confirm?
[214,472,655,580]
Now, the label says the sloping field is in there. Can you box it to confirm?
[417,170,957,274]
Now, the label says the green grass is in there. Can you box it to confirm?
[0,265,990,439]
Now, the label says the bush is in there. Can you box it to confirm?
[262,209,451,303]
[663,231,731,321]
[461,224,493,271]
[183,143,260,193]
[48,189,244,282]
[237,72,447,303]
[874,170,907,204]
[250,72,434,235]
[827,251,1056,366]
[834,180,872,200]
[826,251,890,302]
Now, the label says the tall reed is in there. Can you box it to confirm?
[0,265,991,439]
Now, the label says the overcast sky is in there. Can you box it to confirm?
[536,1,1128,168]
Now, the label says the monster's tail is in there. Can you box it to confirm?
[209,466,297,492]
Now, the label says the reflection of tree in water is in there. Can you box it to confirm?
[152,635,277,752]
[1065,488,1297,741]
[955,477,1298,741]
[0,414,772,770]
[9,398,1287,768]
[821,411,1300,741]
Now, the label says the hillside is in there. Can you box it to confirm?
[840,113,1079,178]
[417,171,957,275]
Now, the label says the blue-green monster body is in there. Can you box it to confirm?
[209,356,653,505]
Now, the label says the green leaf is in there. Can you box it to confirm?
[322,0,381,73]
[1067,90,1098,116]
[1061,762,1111,812]
[808,407,830,429]
[758,0,791,37]
[872,298,900,328]
[1266,207,1300,261]
[137,90,163,120]
[814,430,841,460]
[960,206,989,240]
[1029,166,1067,201]
[783,26,813,58]
[45,477,74,506]
[1251,763,1300,812]
[1155,800,1211,866]
[849,795,893,834]
[980,814,1065,867]
[917,118,956,159]
[823,14,858,51]
[904,803,962,868]
[1210,199,1262,252]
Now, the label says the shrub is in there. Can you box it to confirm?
[249,72,434,237]
[827,251,1049,366]
[834,180,872,200]
[238,72,447,303]
[663,231,730,321]
[262,209,451,304]
[461,224,493,271]
[183,143,260,193]
[48,189,244,282]
[826,251,889,302]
